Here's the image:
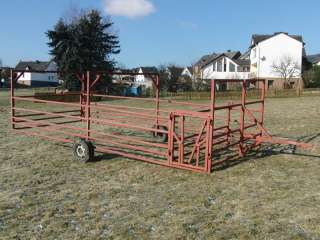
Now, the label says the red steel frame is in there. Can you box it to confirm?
[10,69,311,174]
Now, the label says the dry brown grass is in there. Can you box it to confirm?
[0,90,320,239]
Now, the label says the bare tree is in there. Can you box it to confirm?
[271,55,301,89]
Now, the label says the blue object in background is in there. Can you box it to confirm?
[123,86,142,96]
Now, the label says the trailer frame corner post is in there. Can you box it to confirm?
[86,71,91,141]
[207,79,216,173]
[260,79,266,127]
[155,75,160,129]
[239,80,247,157]
[168,112,175,165]
[10,69,15,129]
[80,73,85,120]
[179,115,185,164]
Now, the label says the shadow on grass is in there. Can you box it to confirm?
[213,133,320,171]
[90,153,119,163]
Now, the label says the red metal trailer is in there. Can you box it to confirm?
[10,69,311,173]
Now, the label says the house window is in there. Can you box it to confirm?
[229,62,236,72]
[268,80,274,89]
[217,59,223,72]
[223,58,227,72]
[212,63,216,72]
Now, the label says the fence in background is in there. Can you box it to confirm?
[162,88,320,100]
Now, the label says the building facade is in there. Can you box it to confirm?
[15,61,59,87]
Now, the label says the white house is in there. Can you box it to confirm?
[249,32,305,89]
[201,51,251,80]
[15,60,59,87]
[134,67,158,88]
[307,54,320,66]
[194,32,306,90]
[181,67,193,78]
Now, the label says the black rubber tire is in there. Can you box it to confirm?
[72,139,94,163]
[152,125,168,143]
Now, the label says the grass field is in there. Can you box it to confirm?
[0,90,320,239]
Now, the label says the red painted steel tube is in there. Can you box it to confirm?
[260,79,266,126]
[14,116,168,149]
[256,136,313,149]
[179,116,185,164]
[96,145,207,173]
[89,93,209,108]
[13,107,82,121]
[13,107,168,135]
[207,79,216,172]
[93,101,170,114]
[226,103,231,146]
[155,75,160,128]
[95,146,168,166]
[97,132,167,149]
[244,108,271,138]
[90,103,168,121]
[93,110,168,125]
[80,74,85,119]
[13,116,85,132]
[16,129,73,144]
[10,69,15,129]
[173,110,210,119]
[13,96,84,108]
[168,113,175,164]
[92,136,167,157]
[14,121,89,140]
[89,74,101,90]
[239,80,247,156]
[86,71,91,140]
[14,118,167,157]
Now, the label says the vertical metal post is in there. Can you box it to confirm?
[10,69,15,129]
[155,75,160,129]
[179,116,184,164]
[239,80,247,156]
[259,79,266,140]
[86,71,91,140]
[260,80,266,126]
[80,74,85,120]
[225,101,231,146]
[168,112,175,165]
[206,79,215,173]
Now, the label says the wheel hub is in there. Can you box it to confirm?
[76,145,86,157]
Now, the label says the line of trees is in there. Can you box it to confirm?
[303,65,320,88]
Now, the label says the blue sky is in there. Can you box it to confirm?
[1,0,320,68]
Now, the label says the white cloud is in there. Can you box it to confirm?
[104,0,155,18]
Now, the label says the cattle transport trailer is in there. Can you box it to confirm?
[10,70,311,174]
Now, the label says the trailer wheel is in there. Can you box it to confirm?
[73,139,94,163]
[152,125,168,143]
